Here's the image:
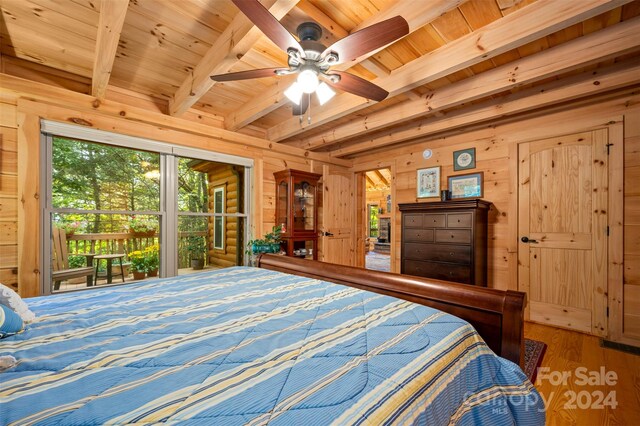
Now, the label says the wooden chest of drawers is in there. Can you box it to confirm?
[399,200,491,286]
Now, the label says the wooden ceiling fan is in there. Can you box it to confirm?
[210,0,409,116]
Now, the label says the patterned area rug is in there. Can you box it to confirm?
[524,338,547,383]
[365,251,391,272]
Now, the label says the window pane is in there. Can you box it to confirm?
[50,213,160,292]
[369,205,379,238]
[214,217,224,249]
[214,187,224,214]
[178,216,209,274]
[52,137,160,211]
[178,159,245,214]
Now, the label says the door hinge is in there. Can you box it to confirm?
[606,143,613,155]
[606,307,609,317]
[606,226,610,236]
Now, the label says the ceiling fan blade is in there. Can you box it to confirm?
[232,0,304,56]
[325,71,388,102]
[322,16,409,65]
[292,94,310,116]
[210,68,287,82]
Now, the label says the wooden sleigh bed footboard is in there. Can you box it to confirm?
[258,254,526,367]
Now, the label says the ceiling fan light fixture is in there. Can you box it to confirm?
[297,69,319,94]
[284,81,303,105]
[316,82,335,105]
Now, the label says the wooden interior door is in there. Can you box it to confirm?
[518,129,608,336]
[320,165,355,266]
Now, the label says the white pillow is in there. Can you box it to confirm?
[0,283,36,323]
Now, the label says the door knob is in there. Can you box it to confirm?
[324,231,334,237]
[521,236,538,243]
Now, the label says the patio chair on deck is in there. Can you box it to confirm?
[52,227,94,290]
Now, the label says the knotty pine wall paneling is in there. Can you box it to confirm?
[352,90,640,346]
[0,104,19,290]
[623,107,640,339]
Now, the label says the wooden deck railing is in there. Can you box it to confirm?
[66,231,208,269]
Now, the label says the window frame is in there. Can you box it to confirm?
[213,186,225,250]
[41,121,253,295]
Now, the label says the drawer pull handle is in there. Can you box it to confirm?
[450,252,454,256]
[451,235,454,238]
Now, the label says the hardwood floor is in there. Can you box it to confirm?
[525,322,640,425]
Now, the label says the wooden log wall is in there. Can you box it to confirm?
[1,73,350,297]
[352,88,640,346]
[0,122,18,290]
[207,164,239,269]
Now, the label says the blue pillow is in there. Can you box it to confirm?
[0,304,23,338]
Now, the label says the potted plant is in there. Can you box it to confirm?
[186,235,206,270]
[125,215,157,237]
[128,250,147,280]
[56,221,84,238]
[144,244,159,277]
[246,225,282,265]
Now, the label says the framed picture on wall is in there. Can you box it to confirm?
[448,172,483,199]
[453,148,476,171]
[417,166,440,198]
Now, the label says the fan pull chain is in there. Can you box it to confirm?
[307,93,312,124]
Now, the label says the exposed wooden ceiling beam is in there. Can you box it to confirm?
[267,0,631,142]
[374,169,389,186]
[296,1,349,39]
[365,174,376,188]
[169,0,299,117]
[224,0,464,131]
[92,0,128,99]
[293,16,640,150]
[330,58,640,157]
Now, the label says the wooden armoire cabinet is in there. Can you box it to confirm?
[274,169,322,260]
[399,200,491,286]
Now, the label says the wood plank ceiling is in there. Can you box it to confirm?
[2,0,640,158]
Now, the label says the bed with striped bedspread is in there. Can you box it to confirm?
[1,267,544,425]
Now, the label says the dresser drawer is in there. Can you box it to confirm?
[404,243,471,264]
[435,229,472,244]
[404,228,434,243]
[403,259,471,284]
[423,214,446,228]
[404,214,423,228]
[447,213,472,228]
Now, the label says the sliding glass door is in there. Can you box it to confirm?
[42,122,252,294]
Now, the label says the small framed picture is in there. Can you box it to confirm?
[453,148,476,171]
[448,172,483,199]
[417,166,440,198]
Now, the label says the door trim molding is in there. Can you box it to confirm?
[607,121,625,343]
[352,161,396,273]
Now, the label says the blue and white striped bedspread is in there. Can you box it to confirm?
[1,267,545,425]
